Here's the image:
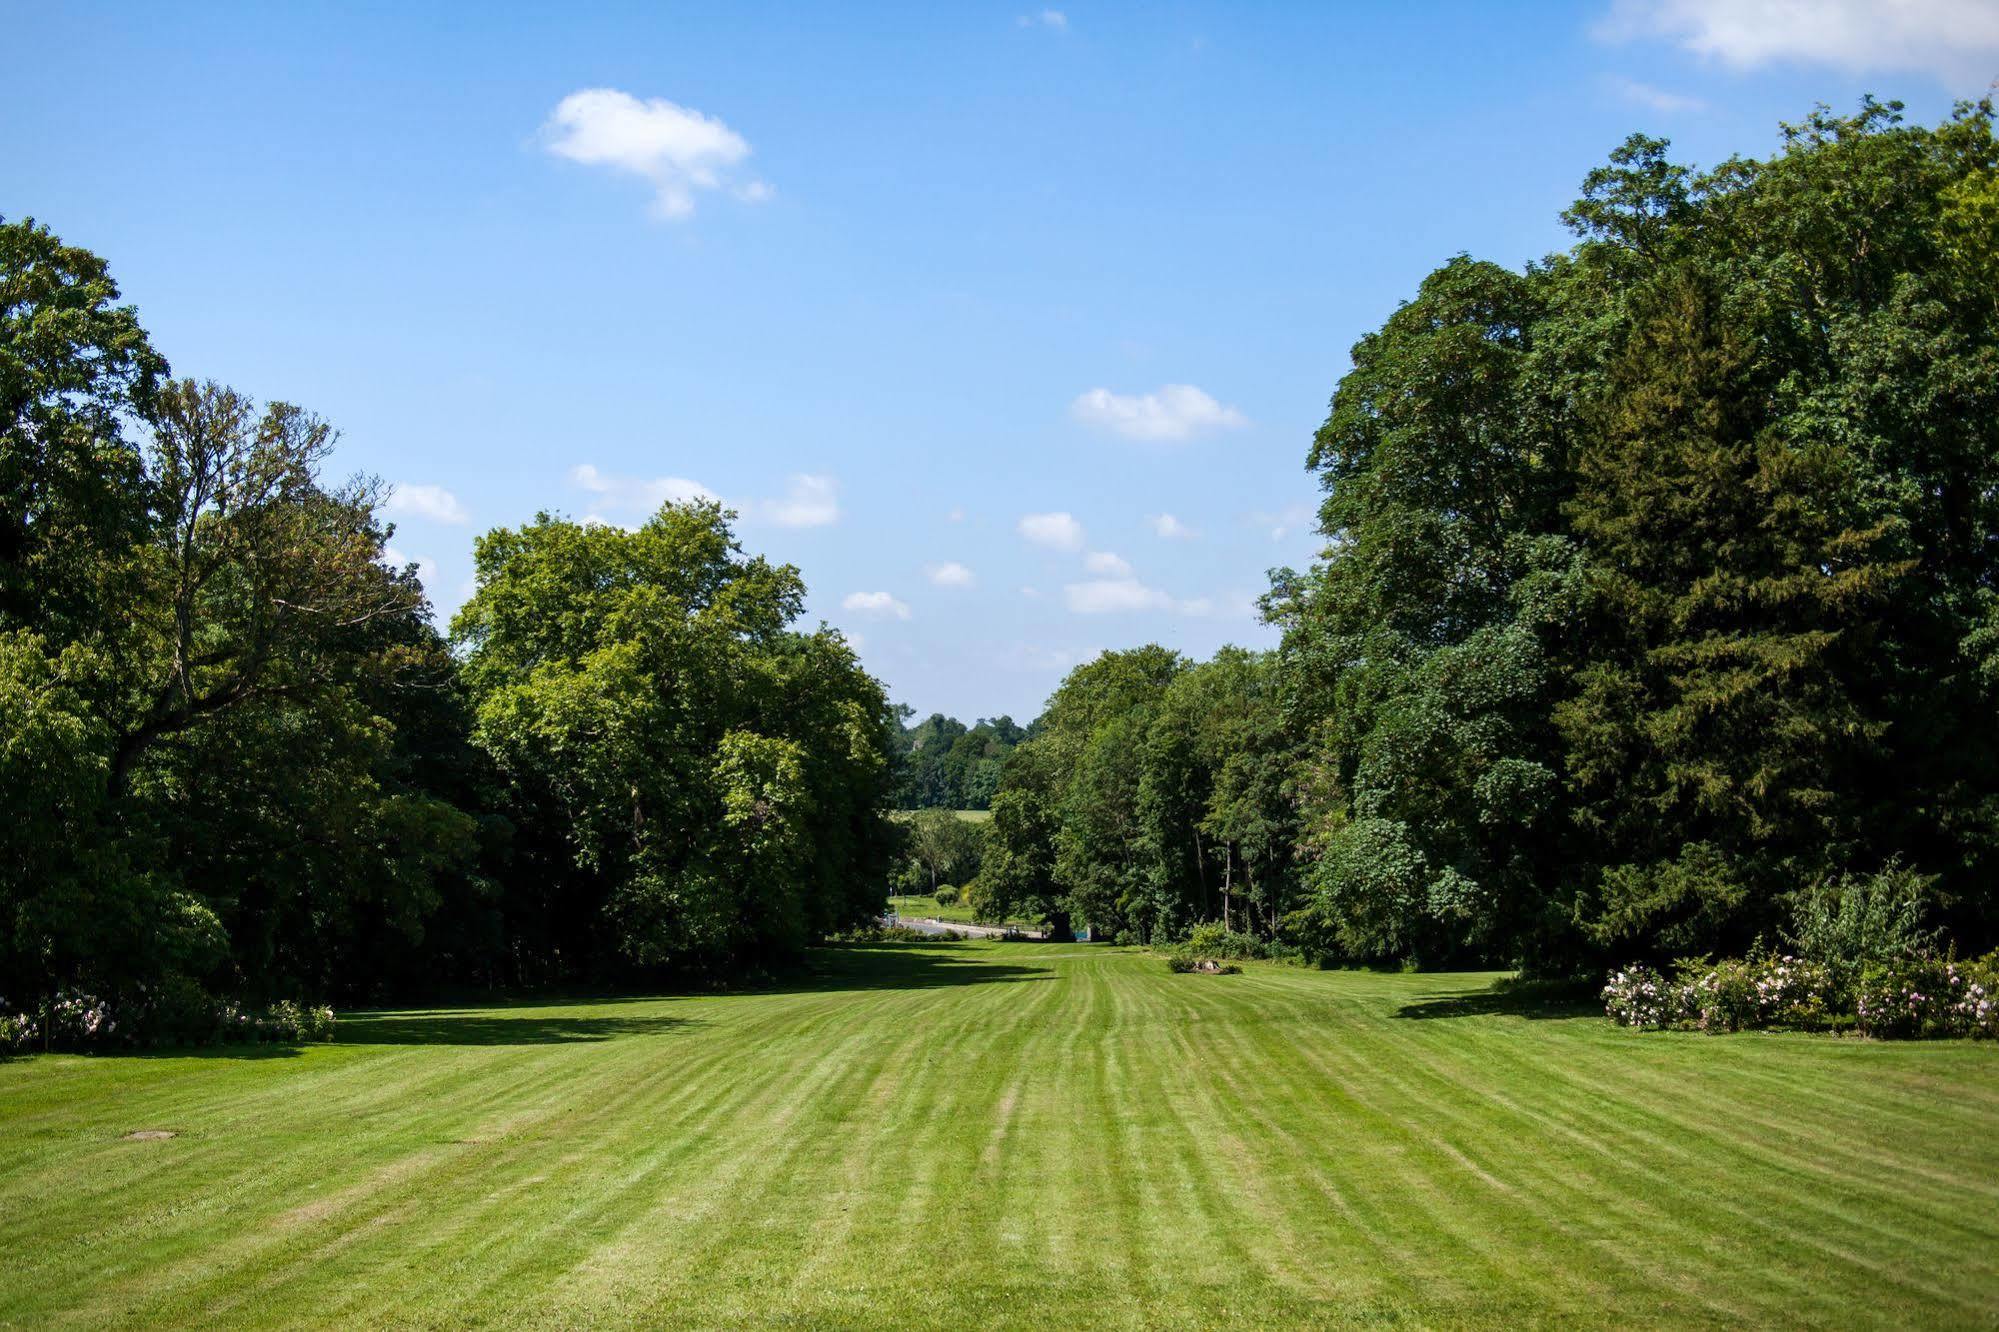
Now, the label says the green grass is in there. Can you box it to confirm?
[886,893,1036,928]
[4,942,1998,1328]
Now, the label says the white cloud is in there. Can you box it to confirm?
[843,590,912,620]
[947,506,966,523]
[571,463,718,514]
[1597,0,1999,91]
[1063,578,1173,614]
[762,473,840,528]
[383,545,444,607]
[386,483,468,525]
[1005,643,1092,673]
[1151,512,1198,540]
[1018,9,1068,29]
[1070,383,1248,442]
[1020,585,1042,599]
[1019,511,1086,551]
[1084,550,1133,578]
[1248,502,1316,542]
[540,87,771,220]
[928,561,976,588]
[1607,75,1708,113]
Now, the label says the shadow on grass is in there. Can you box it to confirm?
[773,939,1055,996]
[333,940,1051,1047]
[1394,978,1598,1022]
[337,1010,699,1046]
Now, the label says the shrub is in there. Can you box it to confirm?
[827,924,938,943]
[137,974,227,1045]
[1747,954,1836,1028]
[1164,951,1241,975]
[1956,951,1999,1038]
[1184,923,1266,961]
[1606,953,1838,1033]
[1855,957,1959,1039]
[0,1011,32,1053]
[1787,865,1940,994]
[1602,964,1686,1030]
[933,885,960,906]
[0,990,336,1052]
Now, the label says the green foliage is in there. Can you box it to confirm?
[1276,98,1999,971]
[455,504,900,978]
[981,643,1302,947]
[901,808,984,895]
[1181,922,1268,962]
[1787,865,1942,989]
[894,713,1025,810]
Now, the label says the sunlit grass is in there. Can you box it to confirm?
[3,941,1996,1328]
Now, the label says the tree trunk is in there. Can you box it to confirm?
[1223,845,1233,932]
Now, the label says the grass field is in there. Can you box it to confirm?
[886,894,1036,928]
[3,941,1998,1329]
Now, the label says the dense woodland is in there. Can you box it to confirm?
[0,217,900,1029]
[892,711,1027,810]
[981,100,1999,978]
[5,99,1999,1040]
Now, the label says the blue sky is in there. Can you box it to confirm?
[7,2,1995,721]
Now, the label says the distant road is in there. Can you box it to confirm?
[890,915,1044,940]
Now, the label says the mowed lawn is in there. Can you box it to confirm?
[3,943,1998,1329]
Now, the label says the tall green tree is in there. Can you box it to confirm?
[454,503,899,978]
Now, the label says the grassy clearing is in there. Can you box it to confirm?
[886,894,1035,928]
[2,941,1997,1329]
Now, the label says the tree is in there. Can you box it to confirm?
[1275,98,1999,969]
[454,502,900,978]
[0,216,164,635]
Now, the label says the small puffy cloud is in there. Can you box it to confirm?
[383,545,444,608]
[540,87,771,220]
[947,506,966,523]
[762,473,839,528]
[1248,502,1316,542]
[571,463,717,514]
[1005,643,1092,673]
[1596,0,1999,92]
[1151,512,1198,540]
[1070,383,1248,442]
[928,561,976,588]
[1084,550,1133,578]
[1018,9,1068,29]
[1607,75,1707,113]
[1063,578,1173,614]
[386,483,468,525]
[843,590,912,620]
[1019,511,1086,551]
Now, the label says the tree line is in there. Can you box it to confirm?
[979,100,1999,974]
[0,215,900,1033]
[5,97,1996,1032]
[892,711,1027,810]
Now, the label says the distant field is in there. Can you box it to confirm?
[4,942,1998,1328]
[886,893,1036,928]
[891,808,991,823]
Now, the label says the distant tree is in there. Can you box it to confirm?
[455,503,900,977]
[905,808,983,893]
